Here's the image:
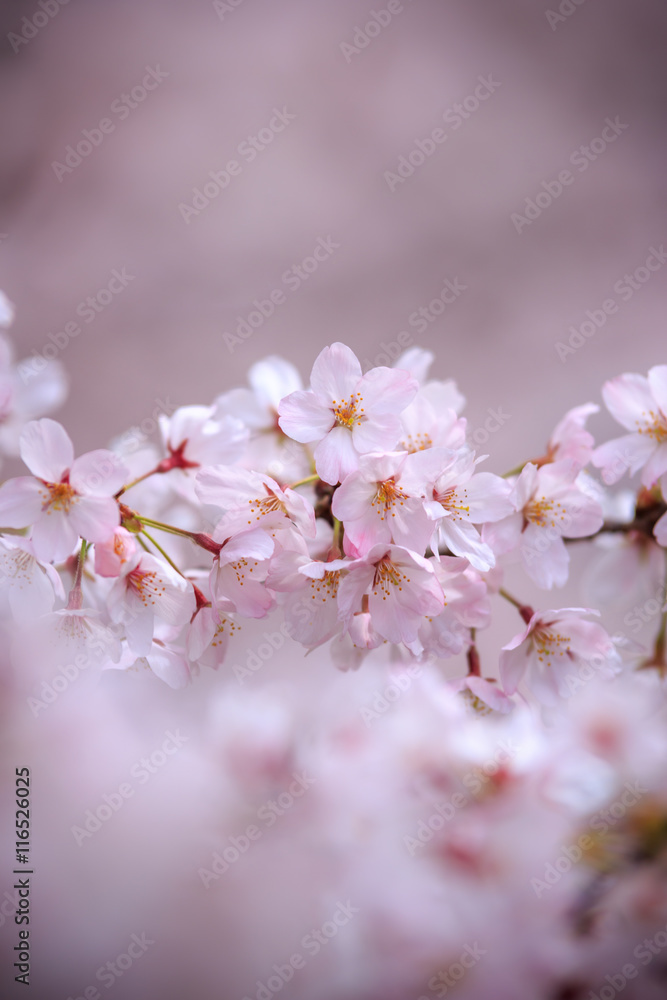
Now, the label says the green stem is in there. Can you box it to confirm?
[140,528,186,578]
[498,587,534,624]
[289,473,320,489]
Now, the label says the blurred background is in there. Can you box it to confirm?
[1,0,666,997]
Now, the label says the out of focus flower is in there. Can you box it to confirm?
[500,607,621,704]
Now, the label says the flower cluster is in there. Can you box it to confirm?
[1,312,666,710]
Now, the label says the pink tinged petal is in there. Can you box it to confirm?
[277,390,335,443]
[14,360,68,420]
[146,645,191,689]
[124,610,155,656]
[357,367,418,415]
[641,441,667,488]
[438,519,496,573]
[331,472,376,521]
[511,463,538,510]
[499,641,532,694]
[70,449,129,496]
[465,676,512,713]
[388,500,435,553]
[482,512,523,555]
[219,528,275,565]
[282,488,317,538]
[591,433,654,484]
[187,608,217,662]
[249,356,302,409]
[394,347,434,383]
[368,593,420,645]
[423,499,445,521]
[655,510,667,547]
[20,418,74,481]
[602,373,656,432]
[314,425,358,485]
[336,565,375,622]
[309,342,362,404]
[400,446,459,495]
[69,495,120,544]
[31,507,80,563]
[351,412,402,454]
[194,465,260,507]
[463,473,514,522]
[340,507,391,555]
[520,526,569,589]
[0,476,45,527]
[647,365,667,417]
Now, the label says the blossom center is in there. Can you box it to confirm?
[372,479,408,519]
[372,557,410,597]
[127,568,165,607]
[525,496,564,529]
[308,570,340,602]
[434,485,469,520]
[331,392,364,429]
[533,626,572,667]
[41,481,78,514]
[399,431,433,453]
[246,493,285,523]
[638,409,667,443]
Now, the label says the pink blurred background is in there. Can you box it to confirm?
[1,0,666,996]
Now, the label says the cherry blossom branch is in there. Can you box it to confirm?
[66,538,89,610]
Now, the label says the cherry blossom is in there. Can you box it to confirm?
[195,466,315,540]
[159,404,247,469]
[209,528,275,618]
[331,451,434,556]
[277,342,418,485]
[337,543,444,648]
[106,551,195,655]
[0,536,65,621]
[400,446,513,571]
[500,608,622,704]
[0,418,127,562]
[417,556,490,658]
[592,366,667,486]
[483,461,604,589]
[542,402,599,469]
[94,526,138,578]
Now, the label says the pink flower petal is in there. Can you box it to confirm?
[20,418,74,481]
[310,342,361,404]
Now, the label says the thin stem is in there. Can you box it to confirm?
[289,473,320,489]
[498,587,534,624]
[137,516,194,540]
[141,528,186,578]
[467,629,481,676]
[501,463,525,479]
[116,467,162,498]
